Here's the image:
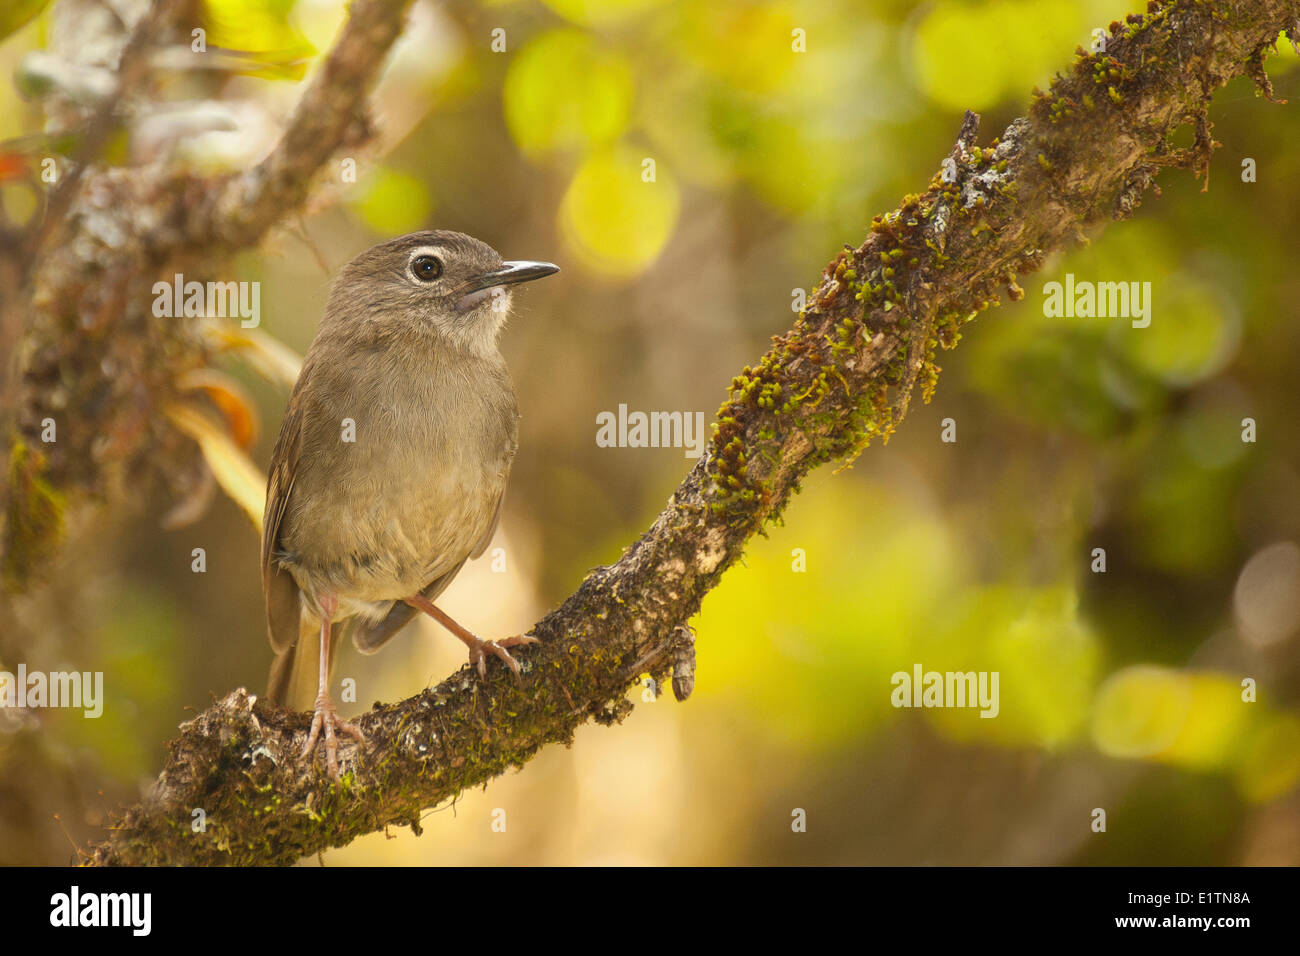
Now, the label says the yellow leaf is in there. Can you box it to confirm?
[201,0,316,81]
[165,403,266,534]
[0,0,50,44]
[176,367,259,448]
[202,321,303,389]
[1091,665,1191,759]
[560,147,679,278]
[352,167,432,235]
[504,30,633,156]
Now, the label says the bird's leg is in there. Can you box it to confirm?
[301,595,365,779]
[403,593,538,679]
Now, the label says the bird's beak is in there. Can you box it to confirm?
[460,260,560,295]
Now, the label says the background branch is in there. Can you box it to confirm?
[195,0,416,248]
[3,0,415,592]
[73,0,1299,866]
[0,0,416,864]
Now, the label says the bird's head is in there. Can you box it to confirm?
[325,230,559,355]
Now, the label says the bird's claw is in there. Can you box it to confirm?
[302,692,365,780]
[468,635,539,679]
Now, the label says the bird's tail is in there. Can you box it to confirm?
[266,614,347,710]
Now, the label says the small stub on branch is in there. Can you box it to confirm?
[951,109,981,161]
[672,625,696,702]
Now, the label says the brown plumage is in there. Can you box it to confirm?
[261,230,558,777]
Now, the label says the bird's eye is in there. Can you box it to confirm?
[411,255,443,282]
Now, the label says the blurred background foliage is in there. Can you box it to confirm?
[1,0,1298,865]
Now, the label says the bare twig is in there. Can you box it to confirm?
[195,0,416,248]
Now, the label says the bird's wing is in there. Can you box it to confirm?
[351,488,506,655]
[469,490,504,560]
[261,361,310,657]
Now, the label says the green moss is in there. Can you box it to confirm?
[3,440,66,591]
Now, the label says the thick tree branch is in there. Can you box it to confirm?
[78,0,1298,865]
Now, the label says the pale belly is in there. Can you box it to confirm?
[278,433,509,621]
[273,342,518,622]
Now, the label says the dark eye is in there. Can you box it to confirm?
[411,255,443,282]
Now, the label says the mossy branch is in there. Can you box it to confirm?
[76,0,1298,865]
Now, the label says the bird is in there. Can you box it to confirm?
[261,229,559,778]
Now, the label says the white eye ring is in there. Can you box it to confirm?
[408,247,444,283]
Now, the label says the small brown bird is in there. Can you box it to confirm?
[261,230,558,778]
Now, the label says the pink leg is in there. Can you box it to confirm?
[403,593,538,679]
[301,596,365,779]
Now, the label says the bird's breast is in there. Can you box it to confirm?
[279,346,518,606]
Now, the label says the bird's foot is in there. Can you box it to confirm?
[466,634,540,679]
[401,594,539,680]
[302,691,365,780]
